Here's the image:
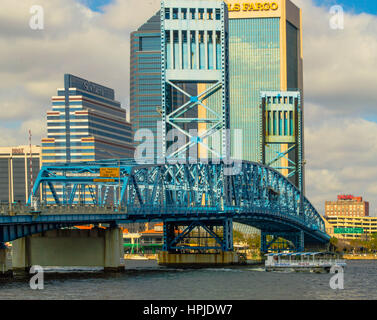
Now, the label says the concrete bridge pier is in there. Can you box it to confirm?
[158,219,241,267]
[0,243,12,276]
[12,227,124,275]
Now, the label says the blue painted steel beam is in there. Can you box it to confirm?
[14,159,329,251]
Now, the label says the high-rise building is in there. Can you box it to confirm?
[130,0,303,169]
[0,145,42,204]
[130,13,162,157]
[42,74,134,164]
[325,195,370,217]
[130,11,205,160]
[225,0,303,167]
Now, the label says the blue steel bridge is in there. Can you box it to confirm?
[0,159,330,253]
[0,1,332,257]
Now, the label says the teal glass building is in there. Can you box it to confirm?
[229,18,281,161]
[130,13,162,158]
[226,0,303,170]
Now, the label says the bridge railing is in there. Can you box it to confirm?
[0,204,225,217]
[0,203,322,234]
[0,204,31,215]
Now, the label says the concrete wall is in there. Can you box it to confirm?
[12,228,124,272]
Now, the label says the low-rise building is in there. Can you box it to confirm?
[0,145,42,204]
[325,195,369,217]
[324,215,377,240]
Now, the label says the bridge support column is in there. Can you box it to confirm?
[11,227,124,274]
[296,231,304,252]
[222,218,233,252]
[159,219,238,266]
[104,227,124,272]
[0,243,12,276]
[12,237,30,274]
[261,232,268,254]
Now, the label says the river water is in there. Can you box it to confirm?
[0,260,376,300]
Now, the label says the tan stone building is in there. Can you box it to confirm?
[325,195,369,217]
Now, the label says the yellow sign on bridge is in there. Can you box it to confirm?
[100,168,120,178]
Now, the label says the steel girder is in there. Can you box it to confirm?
[160,1,230,160]
[261,230,304,253]
[0,222,68,243]
[162,219,233,252]
[19,159,329,249]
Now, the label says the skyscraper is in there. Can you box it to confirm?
[226,0,303,165]
[42,74,134,164]
[130,13,162,158]
[130,0,304,171]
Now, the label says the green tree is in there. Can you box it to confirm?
[369,233,377,252]
[247,234,261,250]
[233,230,245,244]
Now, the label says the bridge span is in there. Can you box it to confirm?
[0,160,330,258]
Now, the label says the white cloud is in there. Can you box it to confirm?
[305,113,377,214]
[289,0,377,215]
[293,0,377,117]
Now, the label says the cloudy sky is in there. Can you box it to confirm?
[1,0,376,215]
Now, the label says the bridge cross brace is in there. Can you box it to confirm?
[261,230,304,253]
[162,219,234,253]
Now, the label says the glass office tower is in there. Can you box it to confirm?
[41,74,133,204]
[42,74,133,164]
[130,13,162,158]
[226,0,304,168]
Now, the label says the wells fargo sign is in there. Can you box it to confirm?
[228,2,279,12]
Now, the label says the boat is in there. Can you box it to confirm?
[265,252,347,273]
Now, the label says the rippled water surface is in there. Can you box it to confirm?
[0,260,376,300]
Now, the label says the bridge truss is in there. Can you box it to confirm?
[14,159,331,253]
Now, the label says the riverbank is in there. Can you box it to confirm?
[344,254,377,260]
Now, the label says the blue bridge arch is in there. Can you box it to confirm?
[0,159,330,253]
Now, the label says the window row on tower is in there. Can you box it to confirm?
[165,30,222,70]
[165,7,221,21]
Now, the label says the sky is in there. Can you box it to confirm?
[81,0,377,14]
[0,0,376,215]
[314,0,377,15]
